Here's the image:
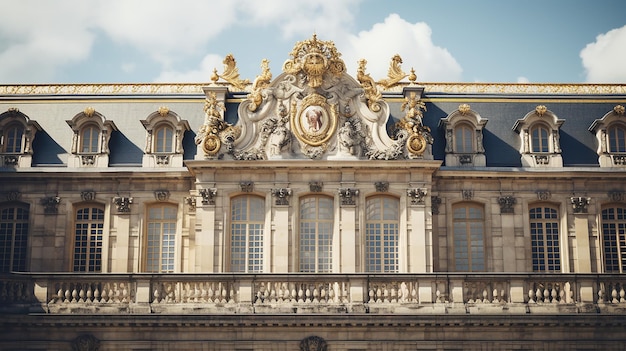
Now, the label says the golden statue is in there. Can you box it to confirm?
[283,34,345,89]
[377,54,408,90]
[247,59,273,112]
[214,54,250,90]
[356,59,382,112]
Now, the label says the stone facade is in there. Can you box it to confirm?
[1,36,626,350]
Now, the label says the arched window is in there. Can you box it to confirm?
[73,206,104,272]
[145,204,177,273]
[299,195,333,273]
[365,196,399,272]
[601,205,626,273]
[608,125,626,153]
[3,124,23,153]
[154,124,174,153]
[452,203,484,271]
[529,205,561,272]
[531,125,550,153]
[80,125,99,153]
[230,195,264,273]
[0,203,29,272]
[454,124,474,153]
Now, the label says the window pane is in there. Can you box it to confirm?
[530,206,560,272]
[155,125,174,153]
[531,126,549,153]
[146,205,177,273]
[366,196,399,272]
[5,126,23,153]
[299,196,334,272]
[453,204,484,271]
[609,126,626,153]
[0,205,29,272]
[73,207,104,272]
[602,206,626,272]
[81,126,99,153]
[230,196,264,272]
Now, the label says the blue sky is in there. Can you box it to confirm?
[1,0,625,84]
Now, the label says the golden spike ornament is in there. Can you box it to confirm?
[356,59,382,112]
[214,54,250,90]
[377,54,408,90]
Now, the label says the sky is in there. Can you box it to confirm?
[0,0,625,85]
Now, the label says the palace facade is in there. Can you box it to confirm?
[1,36,626,350]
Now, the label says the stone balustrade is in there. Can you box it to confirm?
[1,273,625,314]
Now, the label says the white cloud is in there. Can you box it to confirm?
[517,77,530,83]
[93,1,238,68]
[0,0,96,82]
[341,14,462,82]
[580,25,626,83]
[154,54,222,83]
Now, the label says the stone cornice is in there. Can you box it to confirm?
[2,313,624,329]
[0,82,624,97]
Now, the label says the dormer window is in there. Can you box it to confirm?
[513,105,564,167]
[440,104,488,167]
[141,107,190,167]
[589,105,626,167]
[66,107,117,168]
[0,108,41,167]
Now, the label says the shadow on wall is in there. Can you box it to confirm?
[560,130,598,166]
[183,130,197,160]
[31,130,65,165]
[108,131,143,165]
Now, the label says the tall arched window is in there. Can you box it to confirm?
[80,125,99,153]
[299,196,333,273]
[365,196,399,272]
[145,204,177,273]
[154,124,174,153]
[608,125,626,153]
[230,195,265,273]
[0,203,29,272]
[454,124,474,153]
[453,203,485,271]
[601,205,626,273]
[531,125,550,153]
[73,206,104,272]
[3,124,23,153]
[529,205,561,272]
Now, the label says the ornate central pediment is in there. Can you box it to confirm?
[195,35,433,161]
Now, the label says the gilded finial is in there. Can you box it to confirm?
[614,105,625,115]
[282,34,345,88]
[408,68,417,84]
[210,68,219,83]
[459,104,471,115]
[83,107,95,117]
[535,105,547,116]
[158,106,169,116]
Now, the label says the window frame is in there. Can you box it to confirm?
[72,204,105,272]
[80,124,100,154]
[364,195,400,273]
[3,123,24,153]
[529,204,561,272]
[298,195,334,273]
[144,203,178,273]
[454,123,475,154]
[0,202,29,273]
[601,204,626,273]
[607,124,626,153]
[229,195,265,273]
[451,202,485,272]
[530,124,550,153]
[154,123,174,154]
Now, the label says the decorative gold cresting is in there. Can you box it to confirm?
[396,91,430,156]
[83,107,95,117]
[356,59,382,112]
[535,105,547,116]
[283,34,345,88]
[377,54,408,90]
[214,54,250,90]
[247,59,273,112]
[614,105,625,115]
[158,106,169,116]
